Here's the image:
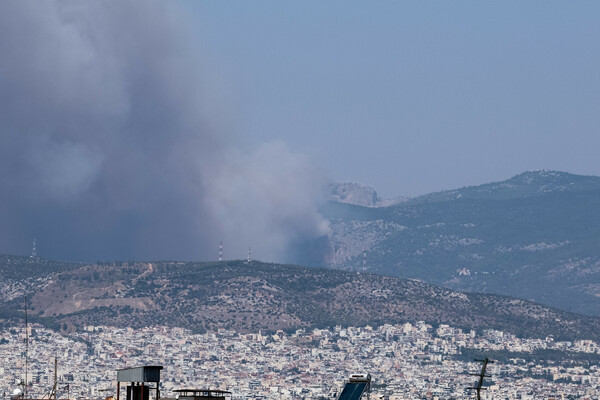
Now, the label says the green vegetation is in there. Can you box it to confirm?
[2,257,600,341]
[456,347,600,367]
[322,171,600,316]
[0,254,82,280]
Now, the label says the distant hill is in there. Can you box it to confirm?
[323,170,600,315]
[406,170,600,203]
[2,256,600,341]
[0,254,82,304]
[328,182,407,207]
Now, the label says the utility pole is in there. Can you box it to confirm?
[49,357,57,400]
[24,297,28,400]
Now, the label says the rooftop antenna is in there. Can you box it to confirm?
[247,246,251,263]
[49,357,57,400]
[30,239,36,258]
[218,241,223,262]
[468,357,494,400]
[24,297,28,400]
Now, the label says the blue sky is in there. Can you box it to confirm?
[187,1,600,197]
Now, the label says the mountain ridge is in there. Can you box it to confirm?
[3,255,600,341]
[403,170,600,204]
[323,170,600,316]
[331,170,600,208]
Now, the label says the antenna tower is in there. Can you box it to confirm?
[31,239,36,258]
[49,357,58,400]
[468,357,494,400]
[219,241,223,262]
[24,297,28,400]
[247,246,251,263]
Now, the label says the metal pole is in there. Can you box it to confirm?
[51,357,58,400]
[24,297,28,400]
[477,358,489,400]
[468,357,494,400]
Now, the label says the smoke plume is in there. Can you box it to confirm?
[0,1,329,263]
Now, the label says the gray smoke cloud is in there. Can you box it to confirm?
[0,1,330,263]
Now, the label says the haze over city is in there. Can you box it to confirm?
[4,4,600,399]
[0,1,599,262]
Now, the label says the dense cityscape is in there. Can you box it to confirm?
[2,321,599,400]
[2,3,600,400]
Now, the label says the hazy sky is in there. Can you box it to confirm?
[188,1,600,197]
[1,1,599,261]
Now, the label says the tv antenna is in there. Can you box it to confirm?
[219,241,223,262]
[49,357,58,400]
[30,239,36,258]
[24,297,29,399]
[468,357,494,400]
[247,246,251,263]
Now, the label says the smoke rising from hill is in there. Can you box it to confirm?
[0,1,329,262]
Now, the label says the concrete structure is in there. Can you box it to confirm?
[116,366,163,400]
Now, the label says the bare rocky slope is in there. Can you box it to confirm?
[2,255,600,341]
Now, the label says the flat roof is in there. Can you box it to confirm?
[172,390,231,397]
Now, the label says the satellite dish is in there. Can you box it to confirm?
[12,388,22,396]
